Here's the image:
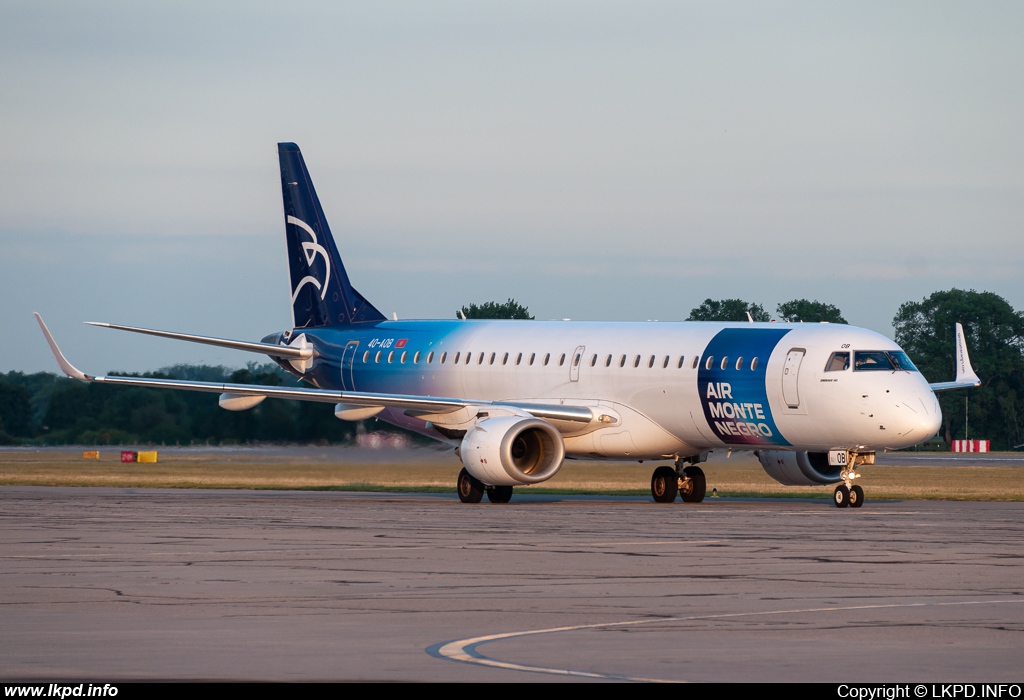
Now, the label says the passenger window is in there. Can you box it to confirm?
[605,354,612,367]
[426,351,434,364]
[574,353,581,367]
[720,356,728,370]
[691,357,699,369]
[453,352,460,364]
[502,352,509,365]
[477,352,484,364]
[362,350,369,363]
[633,355,641,368]
[413,351,420,364]
[465,352,471,364]
[826,352,850,371]
[735,356,744,370]
[440,352,447,364]
[558,353,566,366]
[648,355,655,368]
[750,357,759,371]
[529,353,536,365]
[590,354,597,367]
[400,351,407,364]
[516,352,522,365]
[375,350,381,363]
[544,353,550,366]
[489,352,496,365]
[677,356,685,369]
[705,356,714,370]
[619,354,626,368]
[663,355,669,369]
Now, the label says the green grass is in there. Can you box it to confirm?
[1,450,1022,501]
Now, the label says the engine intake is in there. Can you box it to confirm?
[460,416,565,486]
[757,450,843,486]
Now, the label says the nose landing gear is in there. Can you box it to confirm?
[833,466,865,508]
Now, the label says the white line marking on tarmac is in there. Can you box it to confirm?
[433,598,1024,682]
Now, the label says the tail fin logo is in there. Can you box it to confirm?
[287,215,332,304]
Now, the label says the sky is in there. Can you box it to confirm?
[2,1,1022,374]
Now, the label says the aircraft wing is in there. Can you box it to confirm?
[928,322,982,392]
[83,321,314,361]
[34,313,594,427]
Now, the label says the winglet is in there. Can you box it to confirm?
[953,322,981,387]
[928,322,982,392]
[33,313,91,381]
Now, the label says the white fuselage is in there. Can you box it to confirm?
[303,319,942,459]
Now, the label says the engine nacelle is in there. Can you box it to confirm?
[460,416,565,486]
[757,450,843,486]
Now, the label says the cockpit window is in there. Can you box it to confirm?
[825,352,850,371]
[854,351,893,371]
[853,351,918,372]
[887,351,918,371]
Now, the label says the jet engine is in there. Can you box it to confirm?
[756,450,843,486]
[460,416,565,486]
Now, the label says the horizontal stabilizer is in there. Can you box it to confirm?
[85,322,314,361]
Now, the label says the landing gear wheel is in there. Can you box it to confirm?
[834,484,851,508]
[487,485,514,504]
[457,468,484,503]
[651,466,678,503]
[849,484,864,508]
[680,466,706,503]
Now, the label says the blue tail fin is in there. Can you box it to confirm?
[278,142,386,328]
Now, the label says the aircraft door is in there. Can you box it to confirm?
[570,345,585,382]
[782,348,805,408]
[340,341,359,391]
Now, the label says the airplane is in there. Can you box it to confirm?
[34,142,982,508]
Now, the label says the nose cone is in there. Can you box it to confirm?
[893,388,942,447]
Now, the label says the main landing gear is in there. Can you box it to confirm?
[833,466,865,508]
[651,463,707,504]
[487,485,514,504]
[457,468,484,503]
[457,468,514,504]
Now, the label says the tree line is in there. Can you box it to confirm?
[2,290,1021,448]
[0,364,358,446]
